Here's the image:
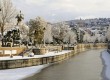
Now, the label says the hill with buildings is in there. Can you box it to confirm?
[64,18,110,28]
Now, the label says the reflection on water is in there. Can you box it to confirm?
[23,49,104,80]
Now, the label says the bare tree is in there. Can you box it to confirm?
[0,0,17,36]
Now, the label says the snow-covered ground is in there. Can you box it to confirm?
[0,64,50,80]
[0,50,72,61]
[101,50,110,80]
[0,50,72,80]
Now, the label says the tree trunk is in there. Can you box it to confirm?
[1,25,4,47]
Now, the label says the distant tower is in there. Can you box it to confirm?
[77,18,85,27]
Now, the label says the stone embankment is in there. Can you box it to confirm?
[0,43,107,69]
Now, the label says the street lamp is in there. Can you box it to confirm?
[10,42,13,58]
[66,42,69,50]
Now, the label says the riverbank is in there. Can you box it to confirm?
[0,43,107,80]
[0,64,50,80]
[0,49,105,80]
[101,50,110,80]
[23,49,105,80]
[0,43,107,69]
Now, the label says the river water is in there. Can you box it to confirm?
[23,49,105,80]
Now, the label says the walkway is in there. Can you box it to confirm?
[23,49,105,80]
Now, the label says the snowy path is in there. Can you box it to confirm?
[0,50,72,61]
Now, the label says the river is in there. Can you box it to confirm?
[23,49,105,80]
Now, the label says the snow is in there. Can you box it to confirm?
[0,50,72,61]
[0,50,72,80]
[3,50,17,54]
[0,64,50,80]
[101,50,110,79]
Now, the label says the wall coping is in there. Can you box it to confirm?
[0,50,72,61]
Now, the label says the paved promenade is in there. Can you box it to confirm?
[0,50,72,60]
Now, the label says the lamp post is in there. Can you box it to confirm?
[66,42,69,50]
[10,42,13,58]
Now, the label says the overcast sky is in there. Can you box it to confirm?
[12,0,110,22]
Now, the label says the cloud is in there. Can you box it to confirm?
[12,0,110,22]
[51,14,56,17]
[75,15,96,19]
[25,0,47,6]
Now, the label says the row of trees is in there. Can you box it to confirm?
[27,16,108,46]
[27,17,77,46]
[83,31,106,43]
[0,0,108,47]
[52,22,76,44]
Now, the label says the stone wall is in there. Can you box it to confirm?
[0,43,107,69]
[46,46,62,51]
[0,47,26,56]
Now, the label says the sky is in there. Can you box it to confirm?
[12,0,110,22]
